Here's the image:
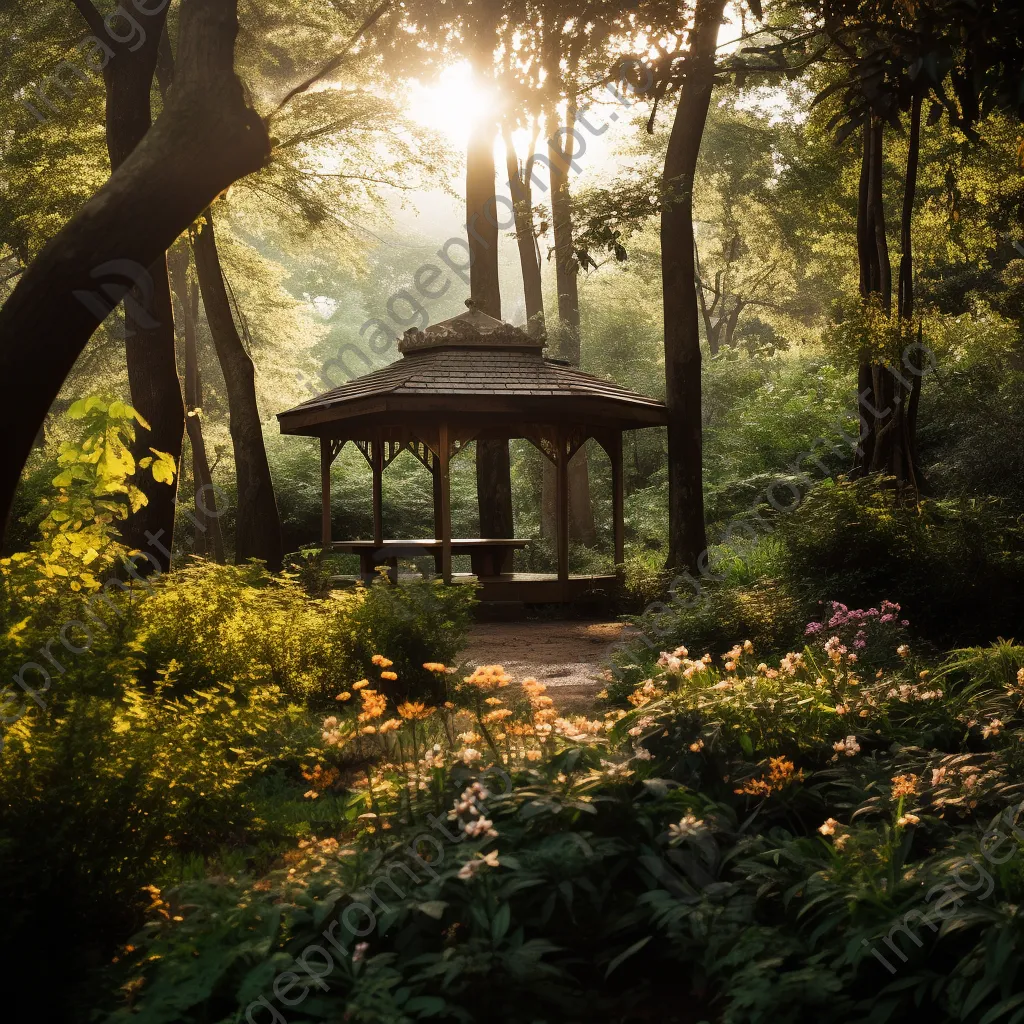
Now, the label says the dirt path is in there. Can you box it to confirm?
[459,620,632,713]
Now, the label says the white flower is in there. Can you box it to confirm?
[460,747,482,765]
[462,816,497,838]
[981,719,1003,739]
[352,941,369,962]
[668,814,705,840]
[457,849,500,880]
[818,817,839,836]
[833,735,861,757]
[897,644,910,658]
[633,746,652,761]
[931,767,947,787]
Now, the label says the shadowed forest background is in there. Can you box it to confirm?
[2,1,1024,1022]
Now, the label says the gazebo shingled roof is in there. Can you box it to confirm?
[277,302,667,438]
[276,300,668,599]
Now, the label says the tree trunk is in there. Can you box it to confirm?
[101,33,185,569]
[0,0,271,541]
[191,208,283,569]
[466,95,514,545]
[504,123,557,541]
[900,93,925,483]
[661,0,725,572]
[851,110,921,489]
[503,123,544,336]
[167,243,225,561]
[547,102,596,545]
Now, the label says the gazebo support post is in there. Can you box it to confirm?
[438,423,452,583]
[371,437,384,546]
[555,432,570,590]
[320,437,332,549]
[431,462,443,540]
[610,431,625,566]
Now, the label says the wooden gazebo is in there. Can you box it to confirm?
[277,300,668,602]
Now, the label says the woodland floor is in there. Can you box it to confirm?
[460,619,630,713]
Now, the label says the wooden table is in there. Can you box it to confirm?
[329,538,530,580]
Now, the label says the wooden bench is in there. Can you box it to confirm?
[329,538,530,580]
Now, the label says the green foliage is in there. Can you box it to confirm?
[1,396,175,599]
[94,633,1024,1024]
[135,558,356,706]
[778,478,1024,645]
[345,574,476,702]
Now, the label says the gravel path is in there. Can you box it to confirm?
[459,620,632,713]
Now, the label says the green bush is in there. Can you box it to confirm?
[0,678,306,1019]
[345,574,476,701]
[778,478,1024,645]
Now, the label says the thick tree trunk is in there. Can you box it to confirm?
[106,59,184,566]
[191,209,283,569]
[0,0,271,541]
[168,244,225,561]
[74,0,185,569]
[547,103,596,545]
[466,99,514,544]
[661,0,725,572]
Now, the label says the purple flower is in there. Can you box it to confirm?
[854,639,866,649]
[805,622,823,636]
[880,614,895,624]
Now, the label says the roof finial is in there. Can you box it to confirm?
[465,297,478,310]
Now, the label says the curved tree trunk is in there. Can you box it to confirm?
[0,0,271,541]
[661,0,725,572]
[191,209,283,569]
[168,244,225,561]
[466,85,514,547]
[103,40,184,569]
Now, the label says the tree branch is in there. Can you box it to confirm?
[270,0,392,118]
[69,0,107,42]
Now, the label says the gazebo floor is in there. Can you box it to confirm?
[329,572,619,604]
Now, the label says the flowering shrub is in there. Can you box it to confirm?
[803,599,910,668]
[101,640,1024,1024]
[306,656,610,827]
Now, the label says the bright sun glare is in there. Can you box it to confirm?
[407,61,496,149]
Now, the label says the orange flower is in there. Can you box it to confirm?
[371,654,393,668]
[463,664,512,689]
[352,679,369,690]
[423,662,447,673]
[398,701,434,721]
[380,670,398,681]
[358,688,387,722]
